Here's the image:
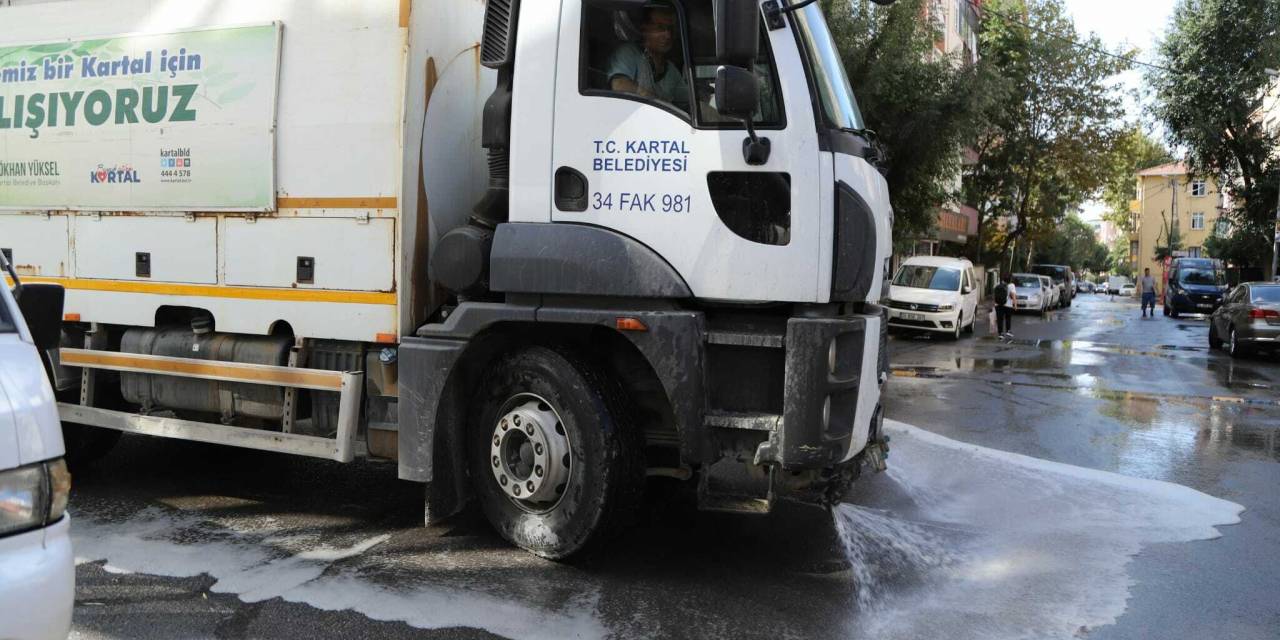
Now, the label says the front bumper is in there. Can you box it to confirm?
[776,311,885,468]
[886,307,960,332]
[0,516,73,640]
[1169,292,1222,313]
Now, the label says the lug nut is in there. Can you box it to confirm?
[501,419,509,431]
[526,481,535,493]
[535,465,544,477]
[492,456,499,468]
[513,485,521,496]
[493,435,500,446]
[513,415,522,427]
[525,424,535,435]
[535,443,543,455]
[499,475,508,486]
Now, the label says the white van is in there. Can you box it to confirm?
[886,256,980,339]
[0,263,74,640]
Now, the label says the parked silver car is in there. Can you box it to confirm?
[1208,283,1280,358]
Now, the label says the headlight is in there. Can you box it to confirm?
[0,459,70,536]
[938,304,954,311]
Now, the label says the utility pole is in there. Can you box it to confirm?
[1268,69,1279,282]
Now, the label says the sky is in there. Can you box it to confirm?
[1061,0,1178,224]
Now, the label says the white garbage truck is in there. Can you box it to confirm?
[0,0,894,558]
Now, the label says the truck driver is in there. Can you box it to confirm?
[607,5,690,110]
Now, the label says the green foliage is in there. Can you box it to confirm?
[1148,0,1280,270]
[1100,128,1173,232]
[1205,222,1273,265]
[823,0,995,239]
[1032,215,1109,271]
[964,0,1128,265]
[1108,235,1134,278]
[1152,212,1184,262]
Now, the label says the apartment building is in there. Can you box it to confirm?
[907,0,981,256]
[1128,163,1229,279]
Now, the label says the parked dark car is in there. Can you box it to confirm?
[1031,264,1075,307]
[1164,258,1227,317]
[1208,283,1280,358]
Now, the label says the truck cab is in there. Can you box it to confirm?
[412,0,893,556]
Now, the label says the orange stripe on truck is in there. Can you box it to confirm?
[7,277,396,306]
[276,197,398,209]
[61,349,346,391]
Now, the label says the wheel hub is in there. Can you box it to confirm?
[490,396,572,508]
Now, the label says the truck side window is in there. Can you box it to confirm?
[683,3,784,128]
[581,2,692,118]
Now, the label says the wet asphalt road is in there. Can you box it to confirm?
[65,294,1280,639]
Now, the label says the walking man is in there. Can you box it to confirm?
[995,271,1016,339]
[1140,267,1157,317]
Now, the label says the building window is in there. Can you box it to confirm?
[1190,180,1206,197]
[1214,218,1231,235]
[1191,212,1204,230]
[1187,247,1201,258]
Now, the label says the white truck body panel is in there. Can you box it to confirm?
[0,0,491,343]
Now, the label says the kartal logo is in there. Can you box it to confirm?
[161,147,191,168]
[90,164,140,184]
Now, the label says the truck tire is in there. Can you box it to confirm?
[468,345,643,559]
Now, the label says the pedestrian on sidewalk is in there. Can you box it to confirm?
[1140,267,1157,317]
[995,271,1016,339]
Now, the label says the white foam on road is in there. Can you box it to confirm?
[836,420,1244,639]
[70,419,1242,639]
[71,509,606,640]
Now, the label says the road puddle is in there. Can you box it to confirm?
[836,420,1243,639]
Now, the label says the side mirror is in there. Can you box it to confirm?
[715,0,760,65]
[714,65,759,119]
[16,283,64,352]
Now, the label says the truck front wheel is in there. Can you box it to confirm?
[468,346,643,559]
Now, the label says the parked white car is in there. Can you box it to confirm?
[0,263,74,640]
[1119,283,1137,296]
[1039,275,1060,309]
[1012,273,1050,316]
[887,256,980,339]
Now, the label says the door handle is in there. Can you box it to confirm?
[554,167,588,212]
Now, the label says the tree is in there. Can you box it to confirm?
[1152,211,1184,262]
[1032,214,1108,271]
[1100,128,1174,233]
[964,0,1128,268]
[1108,235,1133,277]
[823,0,995,240]
[1148,0,1280,273]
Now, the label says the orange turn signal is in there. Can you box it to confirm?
[374,332,398,344]
[615,317,648,332]
[63,313,81,322]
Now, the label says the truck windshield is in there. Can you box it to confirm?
[791,5,865,131]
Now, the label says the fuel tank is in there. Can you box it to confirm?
[120,327,292,421]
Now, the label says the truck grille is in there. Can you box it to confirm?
[887,300,940,312]
[480,0,519,68]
